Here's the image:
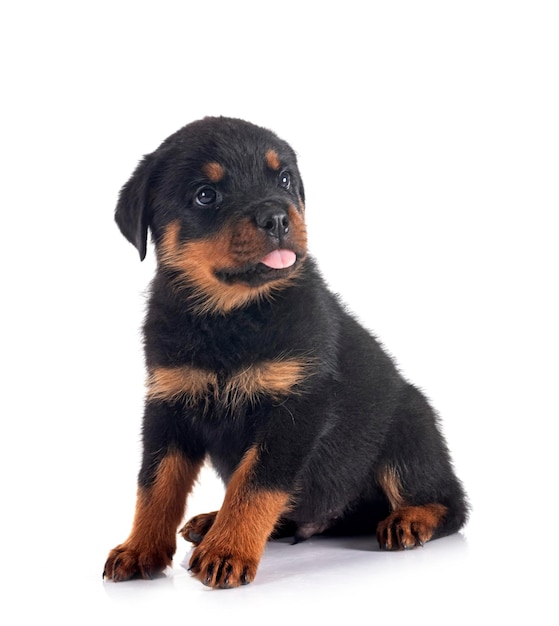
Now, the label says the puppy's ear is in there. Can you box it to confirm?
[298,179,305,204]
[114,154,158,261]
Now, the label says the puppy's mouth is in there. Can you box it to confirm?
[215,248,300,286]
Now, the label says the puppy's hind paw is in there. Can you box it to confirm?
[179,511,218,545]
[377,504,447,550]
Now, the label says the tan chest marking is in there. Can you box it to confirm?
[147,357,311,411]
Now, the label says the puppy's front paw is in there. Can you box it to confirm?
[179,511,218,545]
[188,538,259,589]
[103,541,174,581]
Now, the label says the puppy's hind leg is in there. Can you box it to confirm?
[376,463,467,550]
[376,385,469,550]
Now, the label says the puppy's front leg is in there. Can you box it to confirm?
[104,449,203,581]
[188,445,290,588]
[104,400,205,581]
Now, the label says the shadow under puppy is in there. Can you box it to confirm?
[103,116,468,589]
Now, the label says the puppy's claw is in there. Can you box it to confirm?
[203,564,214,586]
[223,564,233,586]
[412,529,425,547]
[188,557,199,573]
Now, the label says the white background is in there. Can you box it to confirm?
[1,1,557,623]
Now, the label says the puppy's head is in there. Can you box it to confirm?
[115,117,308,314]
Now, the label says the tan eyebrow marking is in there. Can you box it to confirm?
[202,161,225,182]
[265,149,281,171]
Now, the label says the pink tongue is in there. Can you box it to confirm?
[261,249,297,269]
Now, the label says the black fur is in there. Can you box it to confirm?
[105,116,468,587]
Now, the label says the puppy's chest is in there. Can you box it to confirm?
[145,292,314,412]
[146,356,309,413]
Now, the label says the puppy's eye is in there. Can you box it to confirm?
[194,185,219,207]
[278,170,291,190]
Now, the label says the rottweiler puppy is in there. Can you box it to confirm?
[103,116,468,588]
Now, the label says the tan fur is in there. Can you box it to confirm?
[202,161,225,182]
[265,149,281,171]
[188,446,290,587]
[103,451,202,580]
[378,465,406,510]
[157,216,307,315]
[377,504,449,550]
[147,365,218,403]
[147,357,313,411]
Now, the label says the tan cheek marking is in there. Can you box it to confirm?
[202,162,225,183]
[286,204,308,251]
[158,221,247,313]
[157,220,305,315]
[159,221,233,275]
[265,149,281,171]
[170,234,271,313]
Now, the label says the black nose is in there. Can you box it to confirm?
[256,205,290,240]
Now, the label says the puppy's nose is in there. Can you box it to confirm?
[256,205,290,240]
